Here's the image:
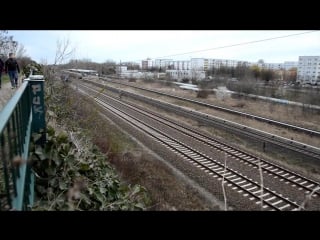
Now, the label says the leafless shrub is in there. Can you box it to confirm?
[258,157,264,210]
[222,153,228,211]
[232,102,246,108]
[196,90,210,99]
[298,185,320,210]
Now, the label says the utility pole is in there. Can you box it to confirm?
[119,59,121,79]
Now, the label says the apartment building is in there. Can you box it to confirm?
[297,56,320,85]
[141,58,153,70]
[283,61,298,70]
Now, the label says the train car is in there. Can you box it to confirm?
[67,69,99,77]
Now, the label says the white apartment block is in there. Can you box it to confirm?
[297,56,320,85]
[190,58,206,70]
[116,66,128,73]
[209,59,249,69]
[166,69,206,81]
[147,57,300,82]
[190,58,250,71]
[264,63,283,70]
[154,59,173,69]
[283,61,298,70]
[173,60,191,70]
[141,58,153,70]
[249,61,297,71]
[248,62,284,70]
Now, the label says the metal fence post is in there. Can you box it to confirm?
[27,75,46,146]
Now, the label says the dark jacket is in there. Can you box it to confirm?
[0,59,4,72]
[5,58,20,73]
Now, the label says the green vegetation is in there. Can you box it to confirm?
[22,61,43,77]
[1,75,10,84]
[31,79,150,210]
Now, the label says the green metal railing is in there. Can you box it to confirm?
[0,76,46,211]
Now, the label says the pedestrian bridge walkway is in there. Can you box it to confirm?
[0,82,20,110]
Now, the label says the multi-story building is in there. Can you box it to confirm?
[191,58,250,70]
[283,61,298,70]
[190,58,207,71]
[173,60,191,70]
[154,59,173,69]
[151,56,301,82]
[116,66,128,73]
[141,58,153,70]
[166,69,206,81]
[297,56,320,85]
[264,63,284,70]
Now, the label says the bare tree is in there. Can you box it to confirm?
[54,37,76,65]
[261,69,275,83]
[15,43,28,58]
[42,37,76,91]
[251,65,261,81]
[40,38,76,118]
[18,57,34,77]
[298,186,320,210]
[0,30,18,57]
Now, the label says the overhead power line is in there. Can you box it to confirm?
[146,30,319,61]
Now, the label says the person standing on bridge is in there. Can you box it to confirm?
[5,53,20,89]
[0,57,4,89]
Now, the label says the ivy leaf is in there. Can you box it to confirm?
[52,151,61,166]
[95,192,105,204]
[88,187,94,195]
[120,205,129,210]
[45,166,56,176]
[99,187,107,194]
[35,146,47,160]
[46,125,55,137]
[131,185,143,196]
[59,181,68,190]
[49,178,57,187]
[47,110,55,117]
[32,133,42,143]
[80,193,91,206]
[57,132,69,144]
[134,203,145,210]
[80,163,90,171]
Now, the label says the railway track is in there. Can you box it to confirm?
[101,77,320,137]
[76,82,320,210]
[82,78,320,161]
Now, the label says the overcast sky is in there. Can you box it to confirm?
[8,30,320,64]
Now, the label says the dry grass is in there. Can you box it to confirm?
[89,79,320,194]
[109,80,320,148]
[68,85,218,210]
[231,102,246,108]
[133,80,320,130]
[107,150,215,210]
[116,90,320,181]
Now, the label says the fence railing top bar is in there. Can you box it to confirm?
[0,80,29,133]
[27,75,45,81]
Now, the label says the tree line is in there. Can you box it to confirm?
[205,63,297,83]
[1,30,39,78]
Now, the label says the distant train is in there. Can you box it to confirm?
[60,69,99,81]
[67,68,99,76]
[174,82,199,91]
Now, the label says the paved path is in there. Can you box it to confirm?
[0,80,23,111]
